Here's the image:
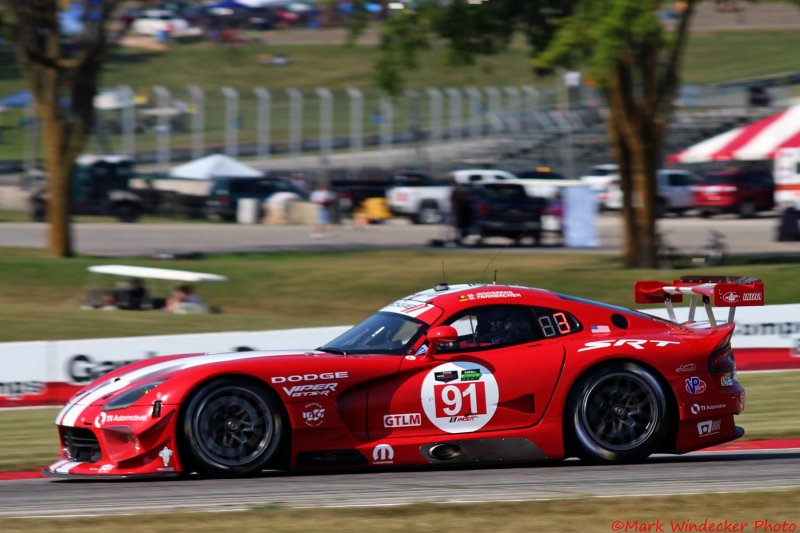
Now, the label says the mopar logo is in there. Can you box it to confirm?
[722,292,741,304]
[68,354,139,384]
[372,444,394,464]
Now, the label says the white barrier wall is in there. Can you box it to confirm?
[0,326,349,404]
[2,304,799,404]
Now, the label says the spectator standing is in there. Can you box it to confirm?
[310,183,336,237]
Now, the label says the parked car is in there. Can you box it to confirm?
[579,164,619,210]
[692,169,775,218]
[130,9,190,37]
[205,176,305,222]
[449,168,580,201]
[466,183,548,246]
[386,172,453,224]
[605,169,703,216]
[29,155,143,223]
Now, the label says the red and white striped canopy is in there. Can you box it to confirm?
[667,104,800,164]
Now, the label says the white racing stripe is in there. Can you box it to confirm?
[57,350,317,427]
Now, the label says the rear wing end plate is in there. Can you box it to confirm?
[634,276,764,326]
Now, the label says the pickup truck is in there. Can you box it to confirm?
[385,173,453,224]
[387,167,579,224]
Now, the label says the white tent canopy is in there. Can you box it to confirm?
[88,265,227,282]
[168,154,264,180]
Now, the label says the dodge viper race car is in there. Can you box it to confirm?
[45,276,764,478]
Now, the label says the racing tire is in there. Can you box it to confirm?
[566,361,670,464]
[181,377,285,477]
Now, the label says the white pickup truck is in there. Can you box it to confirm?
[387,168,581,224]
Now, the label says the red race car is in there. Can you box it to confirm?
[45,276,763,478]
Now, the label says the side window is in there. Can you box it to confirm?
[438,304,582,353]
[439,305,538,353]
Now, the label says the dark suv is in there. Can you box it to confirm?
[692,169,774,218]
[204,176,304,221]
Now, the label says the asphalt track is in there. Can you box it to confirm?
[1,446,799,518]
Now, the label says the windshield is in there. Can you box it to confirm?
[319,312,426,355]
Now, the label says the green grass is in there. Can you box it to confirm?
[2,249,800,342]
[0,490,798,531]
[0,367,796,472]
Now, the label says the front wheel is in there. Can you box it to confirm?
[181,377,285,476]
[566,362,671,463]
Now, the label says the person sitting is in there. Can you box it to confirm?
[165,284,204,313]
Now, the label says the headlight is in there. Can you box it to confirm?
[103,379,168,411]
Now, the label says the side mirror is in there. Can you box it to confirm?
[425,325,458,357]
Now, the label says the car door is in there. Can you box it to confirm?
[366,304,577,439]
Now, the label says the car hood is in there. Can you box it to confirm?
[62,349,331,409]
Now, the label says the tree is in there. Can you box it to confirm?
[363,0,694,267]
[3,0,118,257]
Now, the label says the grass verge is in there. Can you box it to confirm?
[0,489,797,531]
[2,371,797,473]
[2,248,800,342]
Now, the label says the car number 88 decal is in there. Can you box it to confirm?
[421,362,498,434]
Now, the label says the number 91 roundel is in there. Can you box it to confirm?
[421,362,499,434]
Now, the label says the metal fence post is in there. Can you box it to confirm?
[287,88,303,161]
[504,86,521,134]
[465,87,482,139]
[187,85,205,159]
[346,88,363,174]
[379,93,393,168]
[426,87,443,146]
[316,87,333,172]
[253,87,271,169]
[484,87,502,136]
[222,86,239,157]
[118,85,135,157]
[404,89,423,161]
[152,85,172,170]
[521,85,540,131]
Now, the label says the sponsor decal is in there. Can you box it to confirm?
[384,413,422,428]
[405,355,417,361]
[282,383,338,398]
[721,372,739,387]
[93,412,148,428]
[684,376,707,395]
[743,292,762,302]
[381,300,436,318]
[271,372,348,384]
[302,402,326,427]
[676,363,696,373]
[460,369,481,381]
[434,371,458,383]
[690,403,726,415]
[159,446,173,468]
[458,291,522,302]
[722,292,741,304]
[578,339,680,352]
[0,381,46,398]
[68,354,140,384]
[421,362,499,434]
[98,464,114,474]
[372,444,394,464]
[590,325,611,334]
[697,419,721,437]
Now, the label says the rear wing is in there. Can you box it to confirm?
[634,276,764,326]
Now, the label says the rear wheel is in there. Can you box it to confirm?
[739,200,756,218]
[416,204,443,225]
[566,362,670,463]
[181,377,285,476]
